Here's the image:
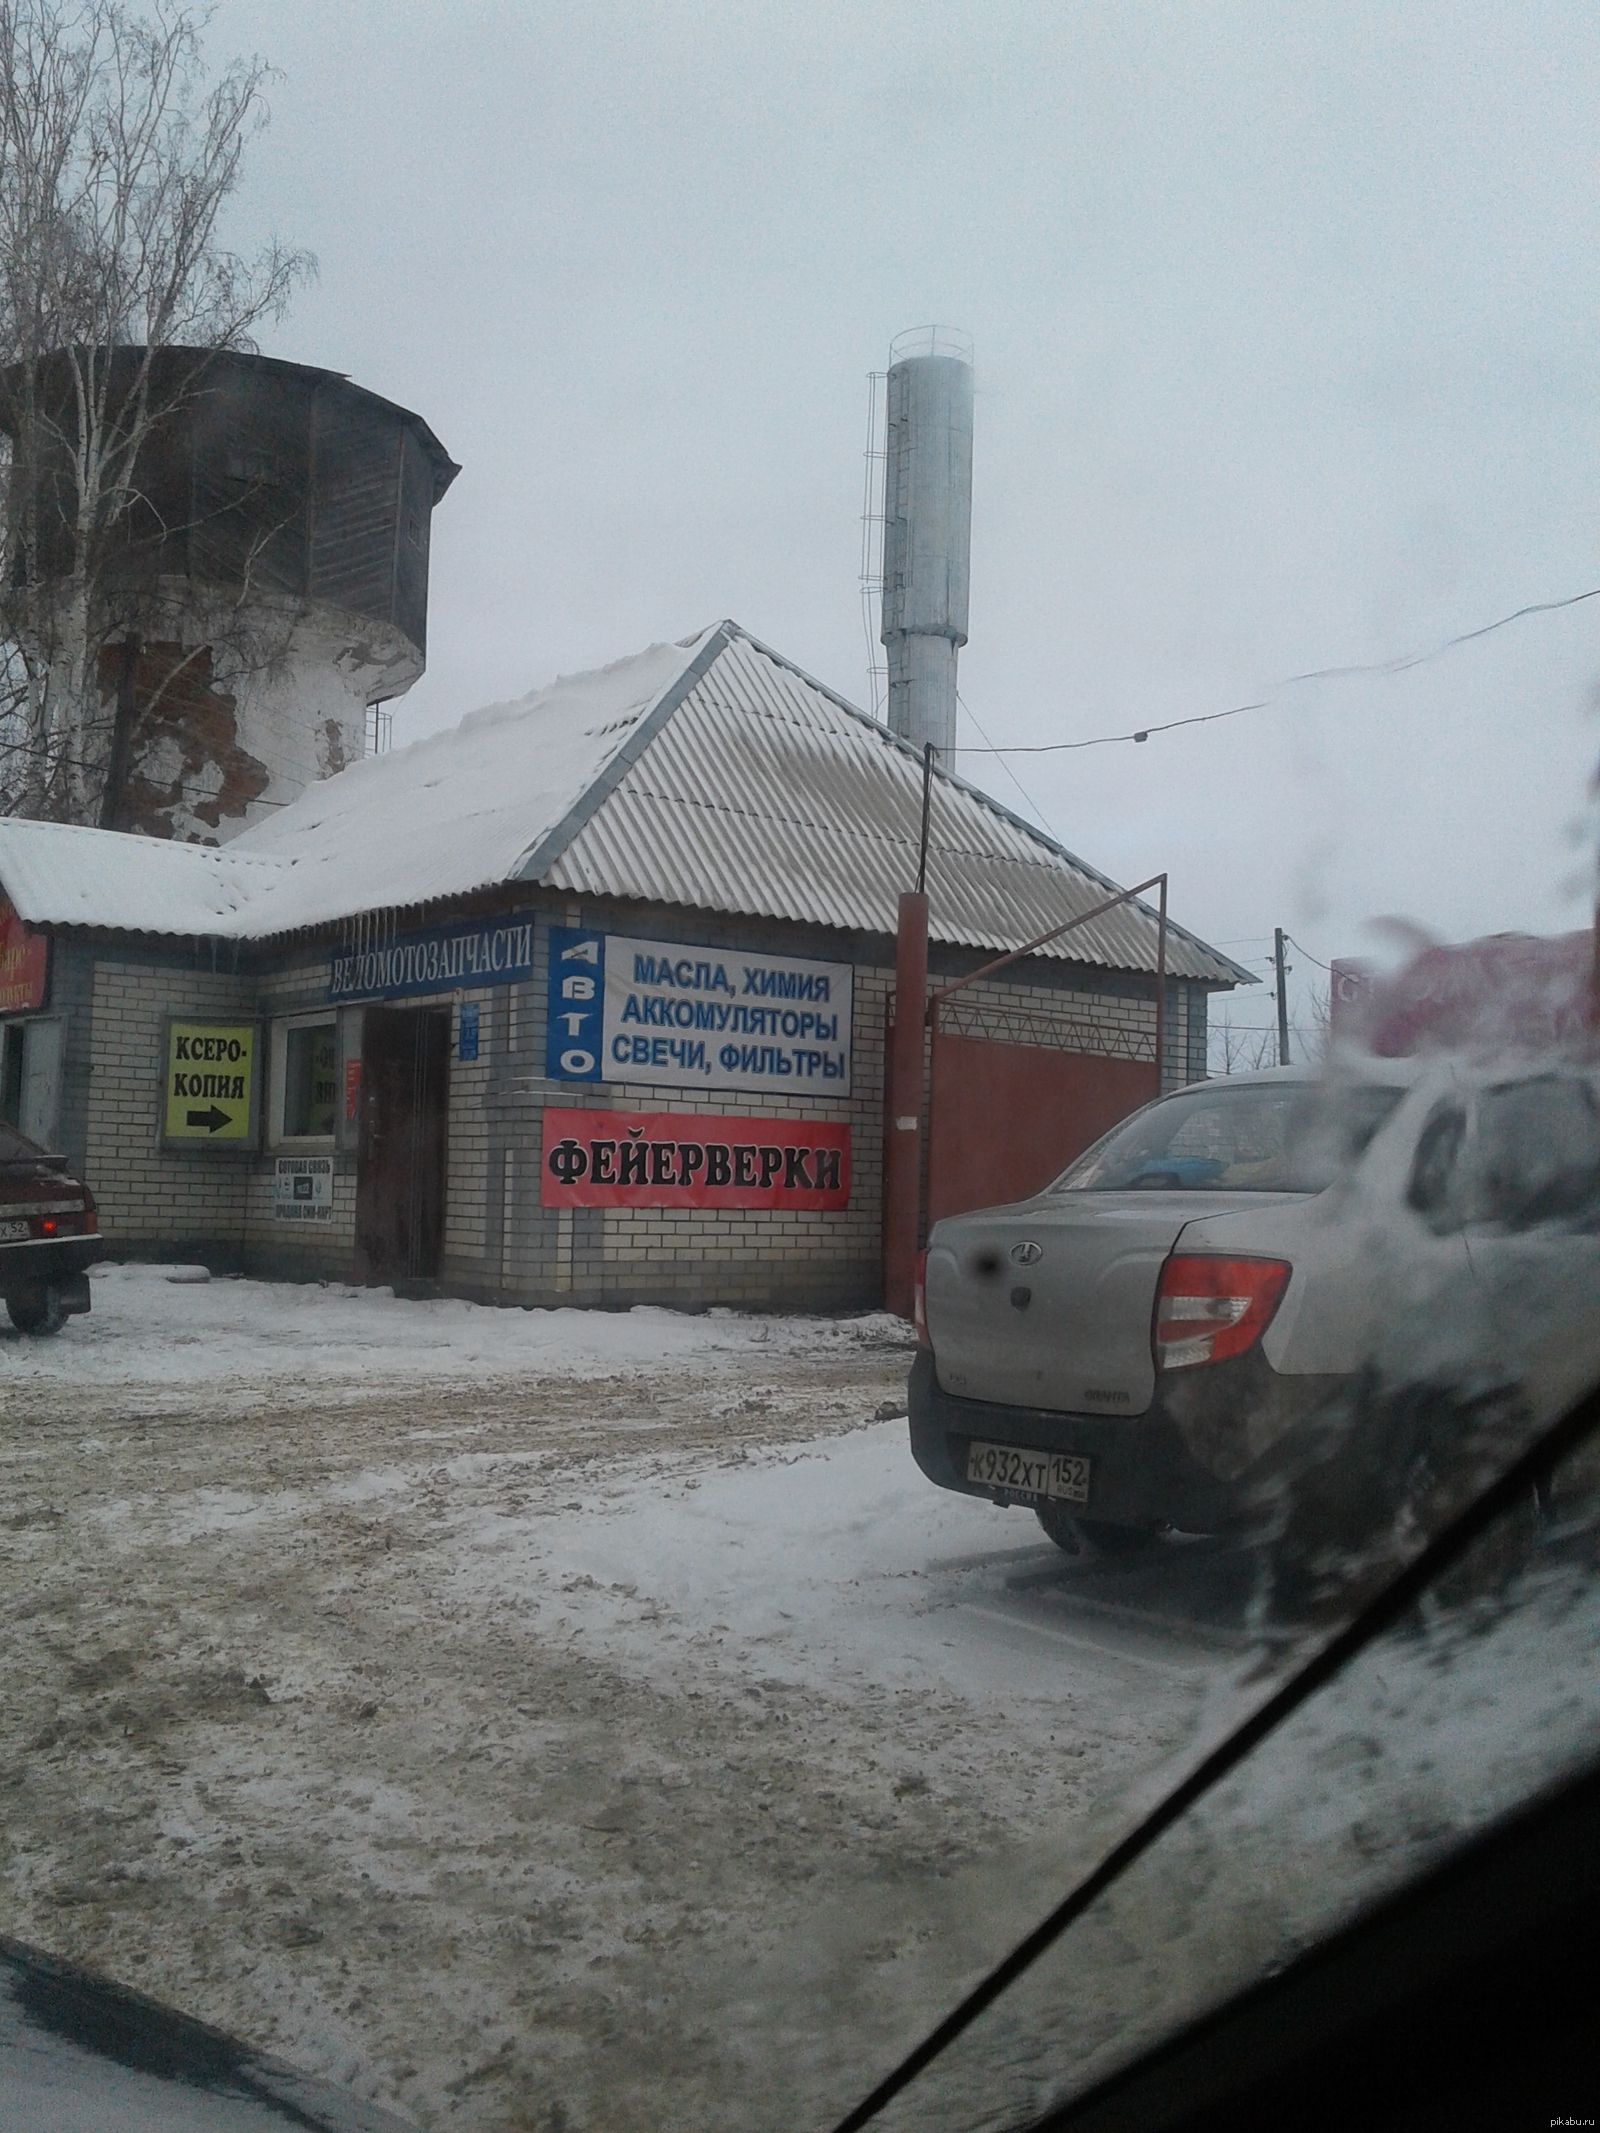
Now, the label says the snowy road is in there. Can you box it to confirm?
[0,1268,1252,2132]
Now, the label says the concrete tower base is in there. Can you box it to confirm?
[95,594,423,843]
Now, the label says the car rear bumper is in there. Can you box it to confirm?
[0,1237,103,1293]
[907,1347,1339,1532]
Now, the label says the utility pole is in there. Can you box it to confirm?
[1273,928,1292,1066]
[884,889,929,1319]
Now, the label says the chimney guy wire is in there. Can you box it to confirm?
[956,687,1057,839]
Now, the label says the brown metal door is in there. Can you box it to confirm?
[354,1007,450,1283]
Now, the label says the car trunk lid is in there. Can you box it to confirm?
[924,1190,1292,1415]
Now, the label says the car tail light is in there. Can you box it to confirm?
[1153,1254,1291,1370]
[912,1250,929,1348]
[37,1217,56,1237]
[84,1209,97,1233]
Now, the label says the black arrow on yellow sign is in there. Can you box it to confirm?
[186,1106,233,1133]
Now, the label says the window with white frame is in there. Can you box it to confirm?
[272,1016,338,1143]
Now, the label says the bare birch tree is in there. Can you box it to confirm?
[0,0,312,823]
[1211,1016,1283,1077]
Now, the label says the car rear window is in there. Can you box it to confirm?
[1051,1079,1407,1195]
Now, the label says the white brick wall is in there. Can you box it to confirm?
[80,911,1206,1305]
[84,961,253,1250]
[444,986,493,1259]
[928,967,1190,1092]
[429,936,889,1310]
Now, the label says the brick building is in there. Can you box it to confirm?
[0,623,1248,1312]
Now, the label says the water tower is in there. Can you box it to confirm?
[1,346,459,841]
[880,326,973,760]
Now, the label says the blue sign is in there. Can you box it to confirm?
[328,915,535,1004]
[457,1002,479,1061]
[547,928,605,1080]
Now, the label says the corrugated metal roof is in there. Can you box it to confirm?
[548,628,1248,984]
[0,620,1251,985]
[0,818,281,935]
[0,632,715,939]
[225,629,712,930]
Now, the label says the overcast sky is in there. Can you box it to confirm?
[212,0,1600,1037]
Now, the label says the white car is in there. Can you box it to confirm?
[909,1058,1600,1554]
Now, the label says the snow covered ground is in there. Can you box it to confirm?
[0,1267,1253,2132]
[2,1261,857,1404]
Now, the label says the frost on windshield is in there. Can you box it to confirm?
[870,1420,1600,2133]
[859,964,1600,2132]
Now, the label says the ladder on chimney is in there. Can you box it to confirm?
[859,370,888,720]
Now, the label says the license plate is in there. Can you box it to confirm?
[966,1439,1091,1504]
[0,1220,29,1242]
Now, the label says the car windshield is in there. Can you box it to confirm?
[1050,1078,1407,1194]
[853,1363,1600,2133]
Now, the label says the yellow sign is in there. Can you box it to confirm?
[163,1021,256,1142]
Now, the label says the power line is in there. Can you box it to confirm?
[954,585,1600,757]
[1284,932,1332,971]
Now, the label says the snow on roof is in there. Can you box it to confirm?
[0,622,1250,985]
[0,816,284,935]
[223,627,715,931]
[544,628,1248,983]
[0,628,712,942]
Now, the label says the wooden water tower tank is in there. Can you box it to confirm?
[2,346,460,841]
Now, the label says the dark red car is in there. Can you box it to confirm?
[0,1122,100,1334]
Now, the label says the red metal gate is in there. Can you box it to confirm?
[883,874,1170,1315]
[925,1031,1155,1224]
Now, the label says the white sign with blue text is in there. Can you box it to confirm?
[546,929,853,1096]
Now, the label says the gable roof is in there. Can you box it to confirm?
[0,622,1251,986]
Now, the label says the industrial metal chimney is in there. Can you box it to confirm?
[880,326,973,760]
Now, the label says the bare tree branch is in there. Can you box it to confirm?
[0,0,314,823]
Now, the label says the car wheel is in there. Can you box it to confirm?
[1036,1500,1162,1561]
[7,1285,67,1335]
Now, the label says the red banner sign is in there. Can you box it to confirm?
[541,1108,851,1210]
[0,898,49,1014]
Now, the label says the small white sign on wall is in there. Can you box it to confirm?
[273,1154,333,1222]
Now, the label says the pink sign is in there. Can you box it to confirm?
[1333,931,1593,1056]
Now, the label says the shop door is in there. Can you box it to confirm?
[354,1007,450,1283]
